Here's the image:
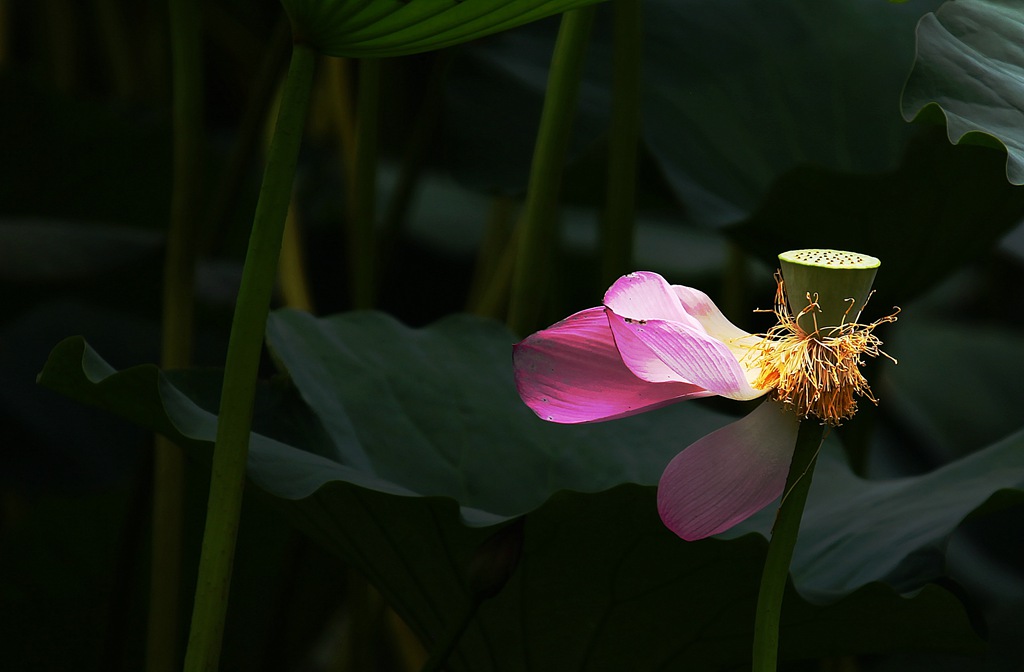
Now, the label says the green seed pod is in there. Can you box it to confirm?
[778,249,880,334]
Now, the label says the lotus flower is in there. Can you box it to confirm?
[513,271,797,540]
[514,265,895,541]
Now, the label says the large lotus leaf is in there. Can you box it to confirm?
[37,312,994,668]
[642,0,939,228]
[881,314,1024,465]
[442,0,939,225]
[722,315,1024,604]
[732,428,1024,603]
[901,0,1024,185]
[281,0,607,58]
[727,130,1024,302]
[439,0,1023,306]
[262,309,730,520]
[285,481,982,670]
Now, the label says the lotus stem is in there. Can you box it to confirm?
[147,0,202,668]
[348,57,380,309]
[600,0,642,288]
[182,41,315,672]
[751,419,825,671]
[508,6,596,334]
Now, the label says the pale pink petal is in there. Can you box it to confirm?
[513,307,709,423]
[603,272,704,329]
[607,312,766,400]
[657,400,800,540]
[671,285,766,388]
[672,285,757,347]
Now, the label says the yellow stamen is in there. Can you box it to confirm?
[749,272,899,425]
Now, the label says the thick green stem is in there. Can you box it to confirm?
[279,200,315,311]
[181,42,315,672]
[348,57,380,309]
[508,7,596,334]
[600,0,642,288]
[751,420,825,672]
[467,196,517,317]
[147,0,202,669]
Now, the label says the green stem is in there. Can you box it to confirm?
[181,42,315,672]
[508,7,596,334]
[467,195,517,317]
[146,439,184,672]
[600,0,642,288]
[348,57,380,309]
[279,200,315,311]
[751,420,825,672]
[147,0,203,669]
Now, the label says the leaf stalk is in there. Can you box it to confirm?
[751,420,825,671]
[600,0,642,288]
[508,6,596,334]
[181,41,315,672]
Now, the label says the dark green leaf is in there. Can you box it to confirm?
[442,0,940,226]
[727,131,1024,302]
[642,0,938,228]
[882,314,1024,463]
[901,0,1024,185]
[725,427,1024,602]
[264,309,728,518]
[37,314,991,668]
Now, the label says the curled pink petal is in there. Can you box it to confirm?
[513,307,709,423]
[607,313,765,400]
[657,400,799,540]
[603,272,704,329]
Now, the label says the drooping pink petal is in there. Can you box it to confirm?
[657,399,799,540]
[607,313,766,400]
[513,307,709,424]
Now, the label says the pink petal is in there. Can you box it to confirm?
[607,313,765,400]
[672,285,758,347]
[657,400,799,540]
[513,307,709,424]
[603,271,704,329]
[602,272,765,399]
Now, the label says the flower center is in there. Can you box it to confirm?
[751,273,899,425]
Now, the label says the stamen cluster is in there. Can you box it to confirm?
[750,273,899,425]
